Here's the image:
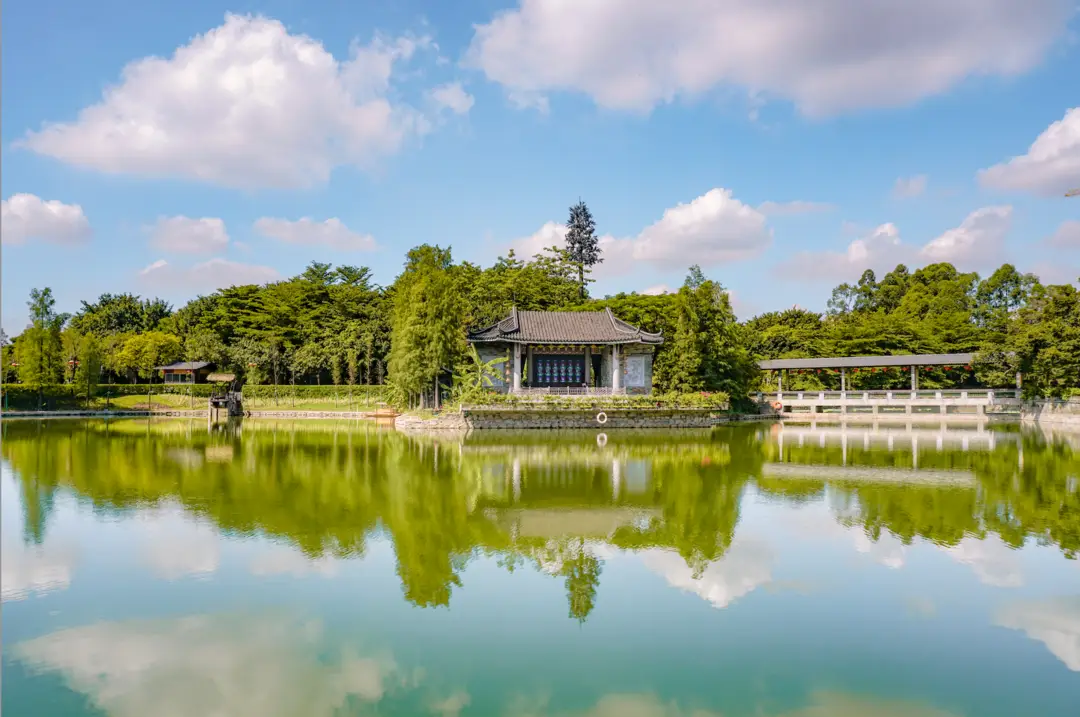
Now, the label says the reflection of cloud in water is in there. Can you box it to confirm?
[1,539,78,601]
[14,614,398,717]
[996,596,1080,671]
[640,538,773,609]
[430,690,471,717]
[136,507,220,580]
[775,691,960,717]
[942,536,1022,587]
[506,691,956,717]
[850,530,906,569]
[250,546,340,578]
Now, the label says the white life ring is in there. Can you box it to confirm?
[596,433,608,447]
[596,411,608,425]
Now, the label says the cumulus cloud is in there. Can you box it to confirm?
[149,216,229,254]
[254,217,376,252]
[466,1,1070,117]
[640,538,773,609]
[640,284,671,296]
[892,175,928,198]
[777,222,911,281]
[996,597,1080,671]
[1,193,91,246]
[942,536,1022,587]
[13,614,400,717]
[757,200,834,216]
[1047,220,1080,249]
[139,257,280,291]
[978,107,1080,196]
[429,82,474,115]
[18,15,436,189]
[511,189,771,276]
[919,205,1011,267]
[778,206,1012,281]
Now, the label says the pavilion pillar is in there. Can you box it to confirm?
[513,344,522,392]
[612,345,622,391]
[584,346,591,386]
[526,345,534,386]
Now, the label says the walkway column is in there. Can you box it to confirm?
[513,344,522,392]
[841,367,846,392]
[612,345,621,391]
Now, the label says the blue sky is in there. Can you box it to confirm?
[2,0,1079,331]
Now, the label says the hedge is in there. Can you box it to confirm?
[241,384,392,402]
[1,383,218,410]
[459,390,731,411]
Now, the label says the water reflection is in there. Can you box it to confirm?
[2,419,1078,614]
[2,419,1079,716]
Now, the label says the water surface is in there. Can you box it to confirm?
[2,419,1079,716]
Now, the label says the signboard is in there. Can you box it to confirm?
[625,355,646,388]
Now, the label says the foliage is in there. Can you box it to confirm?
[70,293,172,336]
[564,200,602,299]
[457,390,730,410]
[112,331,184,382]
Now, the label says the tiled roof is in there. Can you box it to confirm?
[155,361,213,371]
[468,308,663,345]
[758,353,975,370]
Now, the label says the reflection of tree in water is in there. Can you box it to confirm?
[3,420,1078,618]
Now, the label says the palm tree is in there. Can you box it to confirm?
[454,346,507,392]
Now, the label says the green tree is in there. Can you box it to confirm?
[565,200,602,299]
[74,334,103,401]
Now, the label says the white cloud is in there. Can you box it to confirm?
[778,206,1012,281]
[466,1,1070,117]
[139,257,281,291]
[640,538,773,609]
[978,107,1080,196]
[149,216,229,254]
[996,597,1080,671]
[1048,220,1080,249]
[919,205,1011,267]
[254,217,376,252]
[892,175,928,199]
[758,200,834,216]
[429,82,474,115]
[640,284,671,296]
[512,188,771,277]
[13,614,400,717]
[942,536,1022,587]
[1,540,78,602]
[777,222,912,281]
[1,193,91,246]
[851,529,908,569]
[18,15,436,189]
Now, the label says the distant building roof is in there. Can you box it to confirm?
[758,353,975,370]
[468,307,663,345]
[206,372,236,383]
[155,361,213,371]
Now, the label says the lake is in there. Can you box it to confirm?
[2,418,1079,716]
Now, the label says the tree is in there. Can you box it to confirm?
[565,200,602,299]
[388,245,467,408]
[453,345,508,398]
[74,334,102,402]
[17,289,67,395]
[113,331,183,382]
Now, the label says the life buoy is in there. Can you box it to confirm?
[596,433,608,447]
[771,401,783,411]
[596,411,608,425]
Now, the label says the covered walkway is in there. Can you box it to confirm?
[757,353,1021,392]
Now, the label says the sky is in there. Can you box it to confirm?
[2,0,1079,332]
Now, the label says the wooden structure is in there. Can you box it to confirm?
[155,361,214,384]
[467,307,663,395]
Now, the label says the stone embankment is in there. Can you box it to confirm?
[395,408,774,432]
[1021,400,1080,427]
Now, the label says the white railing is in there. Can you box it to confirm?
[757,389,1018,401]
[512,386,628,396]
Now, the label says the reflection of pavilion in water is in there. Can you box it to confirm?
[768,421,1024,485]
[472,451,658,540]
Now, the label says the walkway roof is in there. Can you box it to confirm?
[758,353,974,370]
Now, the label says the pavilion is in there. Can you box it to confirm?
[467,307,663,394]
